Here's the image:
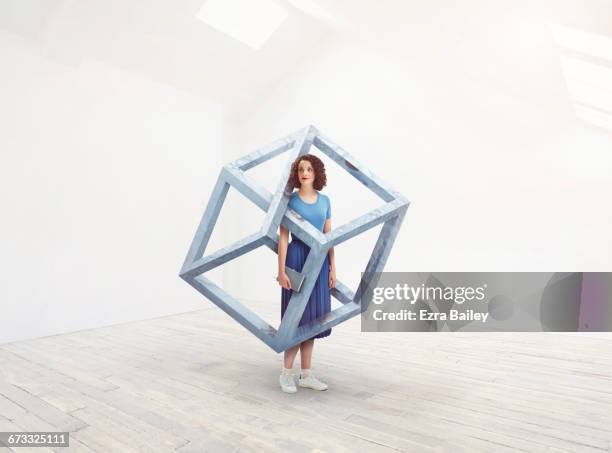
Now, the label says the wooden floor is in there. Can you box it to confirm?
[1,301,611,453]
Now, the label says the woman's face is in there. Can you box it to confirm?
[298,160,315,186]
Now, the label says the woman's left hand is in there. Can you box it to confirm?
[329,267,336,289]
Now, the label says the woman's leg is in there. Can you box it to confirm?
[283,344,300,369]
[299,339,315,370]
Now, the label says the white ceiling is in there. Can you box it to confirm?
[0,0,333,112]
[1,0,611,118]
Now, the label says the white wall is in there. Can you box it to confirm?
[0,30,231,344]
[225,31,612,311]
[2,1,611,343]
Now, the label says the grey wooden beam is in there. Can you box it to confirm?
[179,125,410,352]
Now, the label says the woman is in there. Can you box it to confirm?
[276,154,336,394]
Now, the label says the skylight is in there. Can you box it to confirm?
[196,0,289,50]
[550,24,612,63]
[550,23,612,132]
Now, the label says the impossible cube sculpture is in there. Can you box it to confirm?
[179,125,410,352]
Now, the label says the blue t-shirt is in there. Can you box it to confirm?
[288,190,331,233]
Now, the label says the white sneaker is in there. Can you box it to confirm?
[279,373,297,393]
[298,374,328,391]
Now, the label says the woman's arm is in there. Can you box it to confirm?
[323,219,336,288]
[277,225,292,289]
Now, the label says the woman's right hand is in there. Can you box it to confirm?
[277,272,292,290]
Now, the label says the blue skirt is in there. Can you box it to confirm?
[281,235,332,340]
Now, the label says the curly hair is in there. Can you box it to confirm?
[288,154,327,191]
